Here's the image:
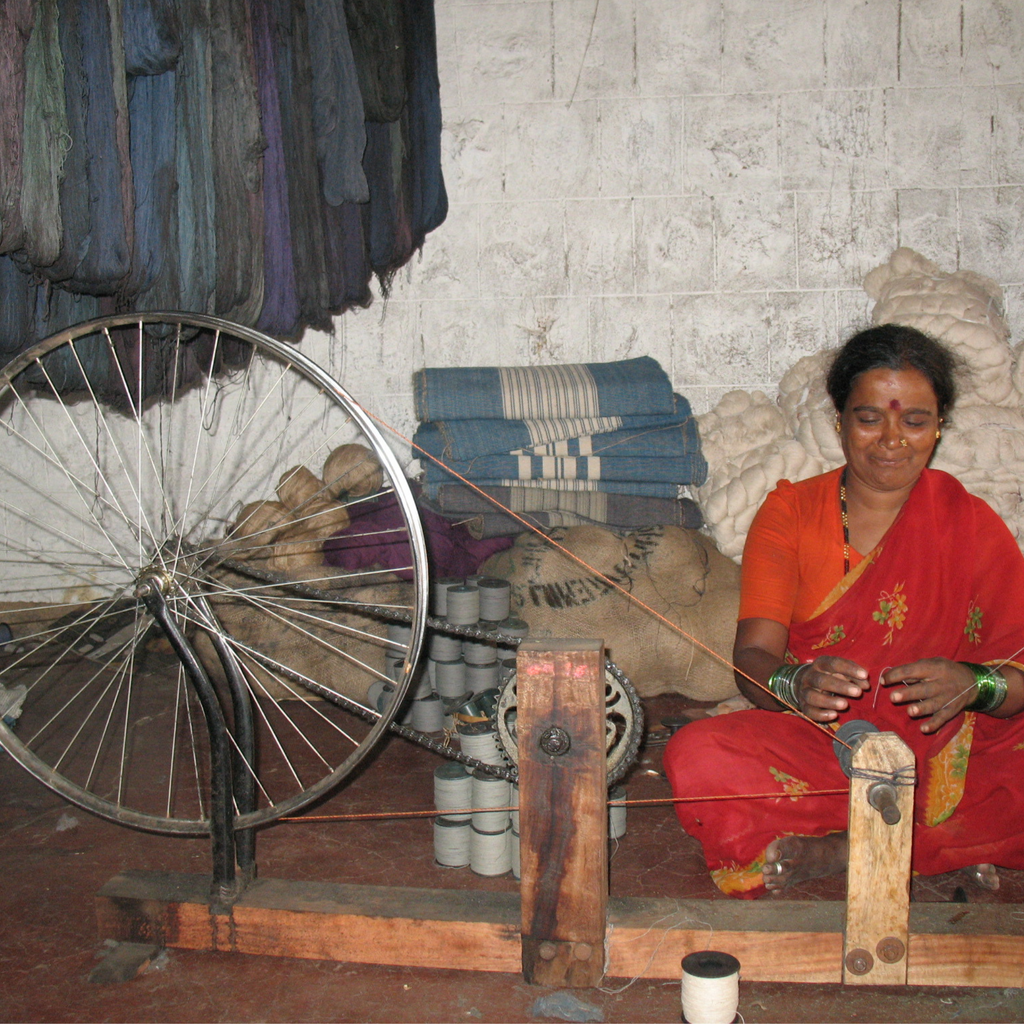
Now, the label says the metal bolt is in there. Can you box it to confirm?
[573,942,593,961]
[539,725,571,757]
[876,936,906,964]
[538,941,558,961]
[845,948,874,975]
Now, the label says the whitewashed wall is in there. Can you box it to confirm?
[306,0,1024,464]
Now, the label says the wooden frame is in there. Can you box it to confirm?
[95,641,1024,988]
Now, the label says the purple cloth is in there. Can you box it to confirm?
[324,488,513,581]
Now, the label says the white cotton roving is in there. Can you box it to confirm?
[699,248,1024,559]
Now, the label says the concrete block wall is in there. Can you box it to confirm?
[306,0,1024,462]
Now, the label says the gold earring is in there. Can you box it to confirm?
[935,430,941,440]
[835,419,842,434]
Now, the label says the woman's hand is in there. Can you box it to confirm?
[795,657,870,722]
[882,658,979,733]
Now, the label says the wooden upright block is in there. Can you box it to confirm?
[843,731,914,985]
[516,639,607,987]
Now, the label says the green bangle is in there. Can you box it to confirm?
[960,662,1008,714]
[768,663,808,709]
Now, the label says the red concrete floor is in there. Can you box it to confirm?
[1,693,1023,1023]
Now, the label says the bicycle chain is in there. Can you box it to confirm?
[217,558,644,784]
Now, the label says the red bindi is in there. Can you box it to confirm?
[889,399,901,410]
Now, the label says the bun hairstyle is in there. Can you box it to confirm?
[826,324,959,417]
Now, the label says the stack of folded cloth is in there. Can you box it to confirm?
[412,357,708,538]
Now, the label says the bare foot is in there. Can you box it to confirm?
[762,834,849,891]
[961,863,1000,891]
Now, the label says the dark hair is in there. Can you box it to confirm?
[825,324,959,416]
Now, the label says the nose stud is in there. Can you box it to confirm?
[899,438,907,447]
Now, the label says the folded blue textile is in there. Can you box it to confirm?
[414,393,696,462]
[413,356,674,423]
[423,452,705,486]
[421,474,679,500]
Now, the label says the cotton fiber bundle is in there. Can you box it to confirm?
[699,248,1024,559]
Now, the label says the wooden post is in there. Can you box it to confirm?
[843,731,914,985]
[517,639,607,987]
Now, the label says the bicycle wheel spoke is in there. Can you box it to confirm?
[0,313,427,836]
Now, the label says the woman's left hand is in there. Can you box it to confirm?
[881,659,977,733]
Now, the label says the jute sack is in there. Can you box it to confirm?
[482,524,741,701]
[195,568,408,703]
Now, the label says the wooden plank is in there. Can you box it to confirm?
[96,870,521,973]
[605,896,845,983]
[843,732,914,984]
[95,872,1024,987]
[517,640,607,988]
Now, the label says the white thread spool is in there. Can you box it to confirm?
[365,679,394,712]
[434,762,473,821]
[509,783,520,833]
[433,816,471,867]
[410,693,444,733]
[680,951,740,1024]
[510,825,520,879]
[470,822,512,876]
[462,638,497,666]
[429,632,463,662]
[471,769,511,832]
[392,662,433,700]
[445,585,480,625]
[608,785,627,840]
[465,661,500,694]
[498,657,518,684]
[433,658,467,698]
[476,577,511,622]
[496,617,529,639]
[457,725,506,766]
[386,621,412,648]
[432,577,463,617]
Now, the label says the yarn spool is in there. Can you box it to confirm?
[446,585,480,625]
[470,823,512,877]
[496,617,529,641]
[465,661,499,694]
[433,762,473,821]
[431,577,463,617]
[433,658,467,698]
[322,443,384,499]
[457,724,506,766]
[433,816,471,868]
[266,525,324,574]
[608,785,627,840]
[462,638,497,666]
[476,577,511,622]
[471,769,511,833]
[429,632,463,662]
[410,693,444,732]
[680,951,740,1024]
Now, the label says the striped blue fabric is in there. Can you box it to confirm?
[413,356,674,423]
[414,393,697,462]
[421,471,679,500]
[423,453,704,486]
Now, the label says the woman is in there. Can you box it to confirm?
[664,324,1024,898]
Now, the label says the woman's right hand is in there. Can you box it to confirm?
[794,657,870,722]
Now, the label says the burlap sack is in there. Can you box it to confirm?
[195,568,408,703]
[482,525,741,701]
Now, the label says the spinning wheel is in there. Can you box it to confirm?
[0,313,429,837]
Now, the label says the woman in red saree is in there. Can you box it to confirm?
[664,325,1024,898]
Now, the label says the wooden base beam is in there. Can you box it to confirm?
[96,870,1024,987]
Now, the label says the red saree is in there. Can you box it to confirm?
[664,468,1024,897]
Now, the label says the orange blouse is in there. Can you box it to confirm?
[738,467,863,626]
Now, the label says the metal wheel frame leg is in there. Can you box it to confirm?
[136,577,237,907]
